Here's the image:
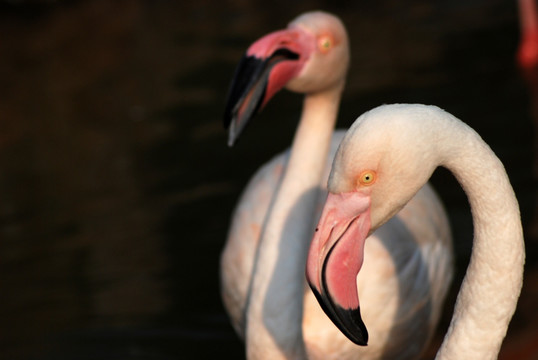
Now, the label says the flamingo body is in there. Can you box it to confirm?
[221,130,345,337]
[222,131,453,360]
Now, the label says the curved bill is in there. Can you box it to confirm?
[223,28,313,146]
[306,191,372,346]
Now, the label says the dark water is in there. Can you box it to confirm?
[0,1,536,359]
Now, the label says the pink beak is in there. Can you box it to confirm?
[223,27,315,146]
[306,191,372,346]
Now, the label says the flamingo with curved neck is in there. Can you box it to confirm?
[222,12,453,359]
[308,104,525,359]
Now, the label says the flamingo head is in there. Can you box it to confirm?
[306,104,441,346]
[223,11,349,146]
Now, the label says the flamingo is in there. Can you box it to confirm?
[307,104,525,359]
[221,12,453,359]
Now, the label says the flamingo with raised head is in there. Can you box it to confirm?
[221,12,453,359]
[308,104,525,359]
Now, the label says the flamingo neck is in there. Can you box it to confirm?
[435,122,524,359]
[245,84,343,360]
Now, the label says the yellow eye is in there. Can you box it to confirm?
[318,36,332,53]
[357,170,376,186]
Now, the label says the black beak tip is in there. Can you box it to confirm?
[308,283,369,346]
[222,54,267,142]
[336,305,369,346]
[222,48,300,145]
[227,120,238,147]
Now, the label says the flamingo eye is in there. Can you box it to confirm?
[357,170,376,186]
[318,36,332,53]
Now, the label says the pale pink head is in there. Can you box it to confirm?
[223,11,350,146]
[306,104,447,346]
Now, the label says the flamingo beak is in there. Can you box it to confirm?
[306,191,372,346]
[223,27,314,146]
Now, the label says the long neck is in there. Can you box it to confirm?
[435,122,525,359]
[245,84,343,360]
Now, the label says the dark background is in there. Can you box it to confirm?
[0,0,536,359]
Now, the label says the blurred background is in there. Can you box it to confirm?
[0,0,536,359]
